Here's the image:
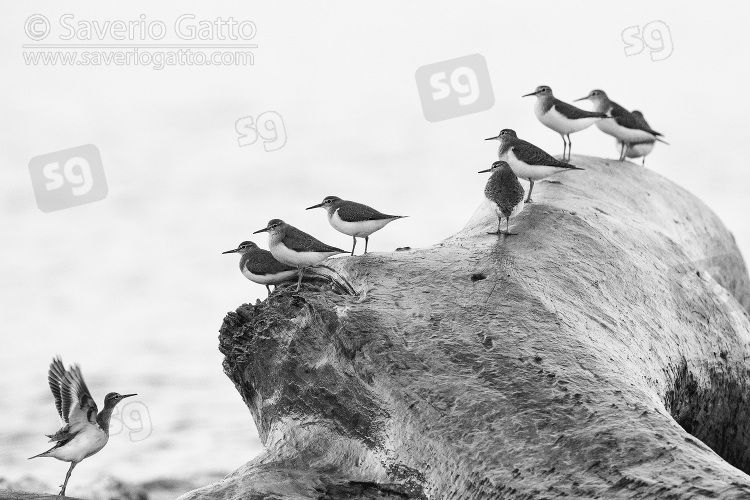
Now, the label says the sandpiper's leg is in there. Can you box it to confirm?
[560,134,567,161]
[566,135,572,161]
[619,142,627,161]
[642,157,646,167]
[525,180,534,203]
[265,284,271,296]
[350,236,357,256]
[364,236,369,254]
[60,461,77,496]
[504,217,518,236]
[489,215,502,235]
[296,268,304,291]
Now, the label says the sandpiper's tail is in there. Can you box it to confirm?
[559,162,585,171]
[28,446,54,459]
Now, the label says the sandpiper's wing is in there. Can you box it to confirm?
[610,102,662,136]
[245,249,297,275]
[511,140,582,170]
[282,226,346,254]
[48,358,98,430]
[48,358,66,421]
[552,98,608,120]
[488,169,525,215]
[632,113,651,129]
[337,201,403,222]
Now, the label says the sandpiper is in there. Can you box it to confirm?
[253,219,346,291]
[522,85,609,161]
[306,196,406,256]
[485,129,583,203]
[479,161,525,236]
[30,357,135,497]
[618,111,656,167]
[222,240,299,295]
[574,90,665,161]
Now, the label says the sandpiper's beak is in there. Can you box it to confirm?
[485,135,499,141]
[253,227,270,234]
[121,394,137,399]
[478,168,492,173]
[573,96,588,102]
[521,91,538,97]
[306,203,323,210]
[222,248,239,254]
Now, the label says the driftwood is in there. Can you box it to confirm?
[180,156,750,499]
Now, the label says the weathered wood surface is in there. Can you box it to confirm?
[182,156,750,499]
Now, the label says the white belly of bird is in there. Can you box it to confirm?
[329,210,395,237]
[490,198,524,219]
[48,426,108,462]
[596,118,656,143]
[626,141,655,158]
[270,241,338,267]
[537,105,599,135]
[504,150,567,181]
[241,267,298,285]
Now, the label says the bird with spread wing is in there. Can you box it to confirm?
[29,357,136,497]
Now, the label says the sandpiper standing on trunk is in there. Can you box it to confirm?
[306,196,406,256]
[253,219,346,291]
[222,240,299,295]
[479,161,525,236]
[485,129,583,203]
[575,90,665,161]
[522,85,609,161]
[30,358,136,497]
[617,110,656,167]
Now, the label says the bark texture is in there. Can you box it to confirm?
[181,156,750,500]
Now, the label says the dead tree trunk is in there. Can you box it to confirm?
[181,156,750,500]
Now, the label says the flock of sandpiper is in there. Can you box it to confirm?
[28,86,664,497]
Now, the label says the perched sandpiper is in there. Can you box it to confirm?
[618,110,656,167]
[479,161,525,236]
[30,357,135,497]
[222,240,299,295]
[575,90,665,161]
[306,196,406,256]
[485,129,583,203]
[522,85,609,161]
[253,219,346,291]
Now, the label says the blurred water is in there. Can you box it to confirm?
[2,1,750,494]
